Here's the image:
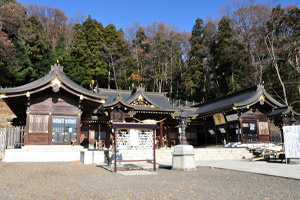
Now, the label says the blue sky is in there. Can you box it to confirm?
[18,0,300,32]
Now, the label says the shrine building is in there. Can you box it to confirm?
[0,63,298,150]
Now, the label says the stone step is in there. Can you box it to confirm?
[154,147,253,161]
[20,145,84,152]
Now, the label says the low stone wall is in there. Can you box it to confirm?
[3,145,83,162]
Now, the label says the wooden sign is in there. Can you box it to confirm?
[213,113,226,125]
[258,122,269,135]
[283,126,300,159]
[225,114,239,122]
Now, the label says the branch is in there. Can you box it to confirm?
[288,57,300,74]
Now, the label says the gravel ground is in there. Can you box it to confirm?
[0,162,299,200]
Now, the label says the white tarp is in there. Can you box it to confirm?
[283,126,300,158]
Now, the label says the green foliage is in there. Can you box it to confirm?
[212,16,247,96]
[264,5,300,112]
[0,0,299,114]
[70,16,108,87]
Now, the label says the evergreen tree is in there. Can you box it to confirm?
[50,34,73,77]
[69,16,108,88]
[212,16,247,96]
[186,18,206,101]
[202,21,218,101]
[69,23,89,85]
[8,15,52,85]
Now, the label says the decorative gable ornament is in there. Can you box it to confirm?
[51,76,61,93]
[51,63,64,72]
[131,94,155,107]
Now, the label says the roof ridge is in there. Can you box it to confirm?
[195,85,259,107]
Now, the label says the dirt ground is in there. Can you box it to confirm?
[0,162,299,200]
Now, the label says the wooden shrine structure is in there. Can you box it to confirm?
[0,64,298,148]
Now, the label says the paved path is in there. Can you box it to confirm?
[196,160,300,180]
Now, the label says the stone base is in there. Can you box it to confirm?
[80,149,105,164]
[172,145,196,170]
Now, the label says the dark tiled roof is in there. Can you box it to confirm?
[0,64,108,100]
[98,87,176,111]
[193,85,285,117]
[268,106,299,117]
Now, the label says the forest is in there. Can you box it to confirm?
[0,0,299,112]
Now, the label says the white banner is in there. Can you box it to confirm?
[283,126,300,158]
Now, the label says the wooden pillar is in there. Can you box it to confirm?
[159,122,164,148]
[77,113,81,145]
[167,126,170,148]
[226,123,229,142]
[205,125,207,146]
[105,126,110,148]
[239,119,244,143]
[215,125,217,145]
[48,113,51,145]
[24,109,30,145]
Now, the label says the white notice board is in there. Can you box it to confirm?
[283,126,300,158]
[129,129,139,146]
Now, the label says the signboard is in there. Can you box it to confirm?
[219,128,226,133]
[225,114,239,122]
[258,122,269,135]
[129,129,139,146]
[116,129,153,150]
[213,113,226,125]
[283,126,300,158]
[112,123,157,172]
[242,122,257,142]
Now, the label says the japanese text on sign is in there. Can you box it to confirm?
[283,126,300,158]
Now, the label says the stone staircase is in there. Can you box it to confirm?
[194,148,253,161]
[2,145,254,164]
[155,147,253,164]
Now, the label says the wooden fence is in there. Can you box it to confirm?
[0,126,25,159]
[0,129,6,159]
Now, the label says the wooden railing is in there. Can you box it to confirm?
[6,126,25,149]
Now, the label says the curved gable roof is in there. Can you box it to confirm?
[98,87,176,111]
[0,64,108,101]
[194,85,285,117]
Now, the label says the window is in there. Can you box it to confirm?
[29,115,49,133]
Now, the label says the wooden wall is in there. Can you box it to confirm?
[25,90,80,145]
